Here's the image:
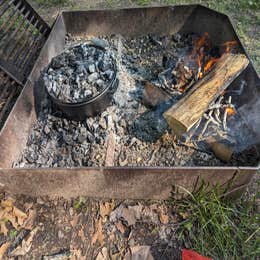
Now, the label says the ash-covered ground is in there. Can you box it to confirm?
[14,33,257,168]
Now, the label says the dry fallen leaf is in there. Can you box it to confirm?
[91,218,104,246]
[70,214,79,228]
[13,206,27,226]
[124,246,154,260]
[121,208,137,226]
[0,242,10,260]
[24,202,34,212]
[1,199,14,208]
[4,213,19,230]
[96,247,109,260]
[10,227,39,256]
[78,226,86,244]
[159,211,169,225]
[111,253,121,260]
[100,201,115,219]
[70,249,85,260]
[23,209,36,230]
[115,221,127,234]
[0,199,28,235]
[0,221,8,236]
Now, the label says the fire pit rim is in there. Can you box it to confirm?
[5,166,259,170]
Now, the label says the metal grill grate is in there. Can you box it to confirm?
[0,0,50,84]
[0,70,20,129]
[0,0,50,130]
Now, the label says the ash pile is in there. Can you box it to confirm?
[44,44,115,103]
[13,33,259,168]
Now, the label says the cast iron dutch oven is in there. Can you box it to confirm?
[44,44,118,121]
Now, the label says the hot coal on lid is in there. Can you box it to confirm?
[43,43,115,103]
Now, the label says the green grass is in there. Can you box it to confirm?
[73,197,86,210]
[171,182,260,259]
[9,229,18,240]
[34,0,73,7]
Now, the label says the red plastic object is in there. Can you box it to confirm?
[182,249,213,260]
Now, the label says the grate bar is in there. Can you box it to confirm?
[0,0,15,17]
[20,26,47,72]
[13,0,50,35]
[12,19,40,64]
[2,9,31,59]
[3,9,29,60]
[0,4,26,42]
[16,24,44,68]
[0,1,22,35]
[6,14,36,62]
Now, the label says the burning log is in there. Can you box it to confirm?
[163,53,249,138]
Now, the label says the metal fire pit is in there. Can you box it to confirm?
[0,5,259,199]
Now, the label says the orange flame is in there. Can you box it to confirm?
[226,107,235,116]
[223,41,238,53]
[192,32,210,56]
[190,34,238,80]
[192,33,212,79]
[204,57,219,73]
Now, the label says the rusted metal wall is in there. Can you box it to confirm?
[0,167,255,199]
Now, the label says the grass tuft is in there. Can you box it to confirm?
[34,0,73,7]
[171,182,260,259]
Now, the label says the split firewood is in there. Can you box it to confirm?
[206,137,233,162]
[105,132,116,167]
[141,82,171,108]
[163,53,249,138]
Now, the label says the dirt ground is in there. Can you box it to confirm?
[0,194,184,259]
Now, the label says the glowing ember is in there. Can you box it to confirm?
[226,107,235,116]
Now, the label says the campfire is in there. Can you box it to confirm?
[13,31,259,168]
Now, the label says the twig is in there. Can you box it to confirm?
[223,109,228,131]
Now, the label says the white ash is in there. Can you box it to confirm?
[44,43,115,103]
[14,34,236,168]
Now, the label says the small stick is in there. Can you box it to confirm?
[214,109,222,123]
[209,113,221,126]
[227,95,232,104]
[198,116,211,140]
[182,117,202,143]
[223,109,228,131]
